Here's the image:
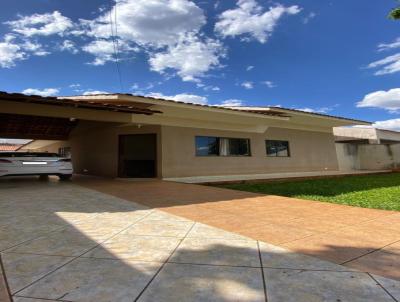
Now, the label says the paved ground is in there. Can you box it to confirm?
[76,177,400,281]
[0,177,398,301]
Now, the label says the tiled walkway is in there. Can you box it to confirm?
[76,177,400,281]
[0,178,399,301]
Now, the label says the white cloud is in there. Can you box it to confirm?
[302,12,316,24]
[77,0,221,79]
[1,1,224,81]
[21,40,49,56]
[82,90,109,95]
[241,81,253,89]
[147,92,208,104]
[367,53,400,75]
[82,40,116,65]
[1,0,224,81]
[373,118,400,131]
[207,86,220,91]
[59,40,78,54]
[80,0,205,48]
[131,82,156,91]
[5,11,73,37]
[82,39,137,65]
[149,35,225,82]
[378,38,400,52]
[22,88,59,96]
[246,65,254,71]
[215,0,301,43]
[0,36,26,68]
[0,34,53,68]
[69,83,81,88]
[146,92,244,107]
[198,84,220,91]
[216,99,244,107]
[357,88,400,112]
[261,80,276,88]
[295,107,332,114]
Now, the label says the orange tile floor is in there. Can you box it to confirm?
[76,177,400,280]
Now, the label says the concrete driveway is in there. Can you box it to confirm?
[0,178,399,302]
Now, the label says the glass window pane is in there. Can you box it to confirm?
[266,140,290,157]
[227,138,250,156]
[266,141,277,156]
[195,136,219,156]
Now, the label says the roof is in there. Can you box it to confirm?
[63,93,371,125]
[227,106,371,125]
[0,91,161,115]
[2,91,371,126]
[63,93,289,118]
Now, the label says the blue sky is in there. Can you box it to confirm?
[1,0,400,129]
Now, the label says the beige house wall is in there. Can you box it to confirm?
[161,126,339,178]
[69,121,162,178]
[29,141,70,154]
[69,122,339,178]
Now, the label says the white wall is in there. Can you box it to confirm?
[336,143,400,171]
[358,144,400,170]
[336,143,360,170]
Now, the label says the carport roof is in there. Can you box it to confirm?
[0,91,161,115]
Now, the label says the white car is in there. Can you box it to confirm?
[0,152,73,180]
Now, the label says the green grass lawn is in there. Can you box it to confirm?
[217,173,400,211]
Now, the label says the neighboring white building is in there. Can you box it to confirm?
[334,127,400,171]
[334,127,400,145]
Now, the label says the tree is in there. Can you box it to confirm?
[389,7,400,19]
[389,1,400,20]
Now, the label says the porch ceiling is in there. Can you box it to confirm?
[0,113,77,140]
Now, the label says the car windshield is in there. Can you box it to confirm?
[0,152,59,157]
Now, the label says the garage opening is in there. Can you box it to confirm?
[0,113,76,179]
[0,112,76,155]
[118,134,157,178]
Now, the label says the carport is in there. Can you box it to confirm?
[0,92,162,177]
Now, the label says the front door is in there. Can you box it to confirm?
[118,134,157,178]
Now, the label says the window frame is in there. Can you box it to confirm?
[195,136,251,157]
[195,136,220,157]
[265,140,290,157]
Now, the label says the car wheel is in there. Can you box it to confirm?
[59,174,72,181]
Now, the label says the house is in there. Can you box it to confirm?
[334,127,400,171]
[0,91,370,179]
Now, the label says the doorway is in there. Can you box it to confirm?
[118,134,157,178]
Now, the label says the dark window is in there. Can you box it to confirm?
[221,138,251,156]
[195,136,250,156]
[266,140,290,157]
[195,136,220,156]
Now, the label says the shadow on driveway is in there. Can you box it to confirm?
[0,176,398,301]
